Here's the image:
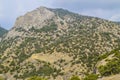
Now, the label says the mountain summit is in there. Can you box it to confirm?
[14,7,54,28]
[0,7,120,80]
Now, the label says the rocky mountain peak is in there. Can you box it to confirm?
[14,6,55,29]
[6,7,75,38]
[5,7,58,38]
[37,6,48,10]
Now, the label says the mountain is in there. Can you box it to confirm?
[0,26,8,41]
[0,26,7,37]
[0,7,120,80]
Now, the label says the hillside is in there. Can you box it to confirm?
[0,26,8,42]
[0,7,120,80]
[0,26,7,37]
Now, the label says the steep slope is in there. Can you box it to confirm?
[0,7,120,80]
[96,47,120,80]
[0,26,7,37]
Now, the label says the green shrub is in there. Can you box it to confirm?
[40,23,57,32]
[0,76,4,80]
[70,75,80,80]
[27,76,47,80]
[84,74,98,80]
[98,59,120,76]
[98,48,120,76]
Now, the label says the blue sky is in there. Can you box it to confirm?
[0,0,120,30]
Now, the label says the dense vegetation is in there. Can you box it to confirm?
[27,76,47,80]
[29,22,58,33]
[98,48,120,76]
[83,74,98,80]
[70,76,80,80]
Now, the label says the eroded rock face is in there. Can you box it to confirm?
[14,7,55,29]
[6,7,55,38]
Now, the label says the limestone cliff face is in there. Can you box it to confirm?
[14,7,55,29]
